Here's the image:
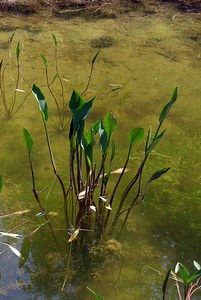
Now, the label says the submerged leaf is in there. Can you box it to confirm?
[89,205,96,212]
[0,209,30,219]
[99,196,107,203]
[0,232,22,239]
[19,238,30,268]
[111,168,129,174]
[35,210,49,217]
[68,229,80,242]
[2,243,23,259]
[105,204,112,210]
[32,84,48,122]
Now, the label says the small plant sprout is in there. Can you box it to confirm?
[0,37,31,119]
[163,261,201,299]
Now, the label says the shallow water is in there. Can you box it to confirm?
[0,5,201,300]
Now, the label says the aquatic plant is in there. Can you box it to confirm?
[25,84,177,243]
[0,33,31,119]
[42,34,99,130]
[163,261,201,299]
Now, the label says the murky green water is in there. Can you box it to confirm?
[0,5,201,299]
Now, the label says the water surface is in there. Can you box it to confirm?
[0,6,201,299]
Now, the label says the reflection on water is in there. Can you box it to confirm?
[0,6,201,299]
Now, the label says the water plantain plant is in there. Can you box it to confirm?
[163,261,201,299]
[24,85,177,245]
[41,33,99,130]
[0,34,31,119]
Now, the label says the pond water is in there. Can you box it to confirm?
[0,4,201,299]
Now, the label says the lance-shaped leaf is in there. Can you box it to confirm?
[175,262,189,286]
[99,113,117,156]
[99,121,108,156]
[52,33,57,45]
[194,261,201,270]
[19,238,30,268]
[103,112,117,139]
[41,54,48,67]
[92,49,100,64]
[129,127,144,150]
[69,90,84,113]
[73,97,95,130]
[187,270,201,284]
[23,128,33,154]
[148,168,170,184]
[81,135,93,167]
[142,168,170,201]
[146,129,166,155]
[86,287,103,300]
[159,87,177,124]
[1,242,23,259]
[162,269,171,300]
[145,126,152,152]
[32,84,48,122]
[0,175,2,193]
[91,120,100,135]
[16,41,20,59]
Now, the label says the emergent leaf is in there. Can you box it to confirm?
[32,84,48,122]
[23,128,33,154]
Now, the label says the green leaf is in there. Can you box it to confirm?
[91,120,100,135]
[148,168,170,184]
[175,262,189,286]
[52,33,57,45]
[106,87,122,95]
[86,287,103,300]
[19,238,30,268]
[23,128,33,154]
[69,90,84,113]
[41,55,48,68]
[110,140,115,163]
[99,121,108,156]
[103,113,117,138]
[92,49,100,64]
[73,97,95,130]
[129,127,144,149]
[77,120,85,145]
[159,87,177,124]
[32,84,48,122]
[0,175,2,193]
[81,136,93,167]
[145,127,152,152]
[187,270,201,284]
[146,129,166,155]
[16,41,20,59]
